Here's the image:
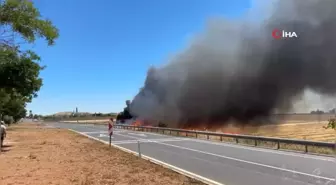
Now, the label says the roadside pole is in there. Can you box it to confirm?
[109,134,112,147]
[76,107,79,123]
[108,121,113,147]
[0,127,2,153]
[138,141,141,158]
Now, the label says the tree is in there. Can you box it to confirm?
[29,110,33,118]
[33,114,38,119]
[0,0,59,121]
[1,0,59,47]
[0,47,43,101]
[324,118,336,130]
[310,109,324,114]
[1,93,26,122]
[3,115,14,125]
[158,122,167,127]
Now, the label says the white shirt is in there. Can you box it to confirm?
[1,125,6,137]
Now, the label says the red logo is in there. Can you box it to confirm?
[272,29,281,39]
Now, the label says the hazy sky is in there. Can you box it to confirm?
[26,0,251,115]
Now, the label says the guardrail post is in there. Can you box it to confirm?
[236,138,239,143]
[207,134,209,140]
[305,145,308,153]
[109,134,112,147]
[277,141,280,150]
[195,132,198,138]
[220,136,222,142]
[137,141,141,158]
[169,130,171,135]
[177,131,179,136]
[186,132,188,137]
[254,140,257,146]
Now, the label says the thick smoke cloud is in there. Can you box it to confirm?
[130,0,336,128]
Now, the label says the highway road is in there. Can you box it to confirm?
[48,122,336,185]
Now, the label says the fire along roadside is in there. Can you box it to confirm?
[272,29,298,39]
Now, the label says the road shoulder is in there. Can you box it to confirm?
[0,123,204,185]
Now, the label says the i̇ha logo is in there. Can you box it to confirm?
[272,29,298,39]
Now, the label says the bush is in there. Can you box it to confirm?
[323,118,336,130]
[3,115,14,125]
[158,122,167,127]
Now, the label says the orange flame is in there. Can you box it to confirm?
[131,119,143,126]
[131,119,153,127]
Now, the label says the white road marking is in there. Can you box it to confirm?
[117,129,334,162]
[82,130,124,134]
[184,137,335,161]
[111,138,188,145]
[99,134,113,138]
[128,133,147,137]
[80,126,334,161]
[68,129,224,185]
[82,131,107,134]
[115,132,335,182]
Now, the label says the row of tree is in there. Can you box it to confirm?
[42,113,117,121]
[0,0,59,124]
[310,108,336,114]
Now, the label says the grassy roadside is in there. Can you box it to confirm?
[0,123,204,185]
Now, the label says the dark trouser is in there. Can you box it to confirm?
[1,136,3,147]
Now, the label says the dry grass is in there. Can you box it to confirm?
[219,122,335,142]
[155,127,335,155]
[133,116,336,155]
[183,114,336,142]
[0,123,204,185]
[68,114,336,142]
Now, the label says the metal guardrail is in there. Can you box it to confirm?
[114,124,335,154]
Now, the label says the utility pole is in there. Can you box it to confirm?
[76,107,78,123]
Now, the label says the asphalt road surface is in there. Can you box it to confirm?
[48,122,336,185]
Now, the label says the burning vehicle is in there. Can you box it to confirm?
[115,100,155,126]
[115,100,135,125]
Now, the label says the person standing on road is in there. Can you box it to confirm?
[1,121,7,147]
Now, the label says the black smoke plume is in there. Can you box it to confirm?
[129,0,336,128]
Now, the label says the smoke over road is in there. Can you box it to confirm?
[129,0,336,128]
